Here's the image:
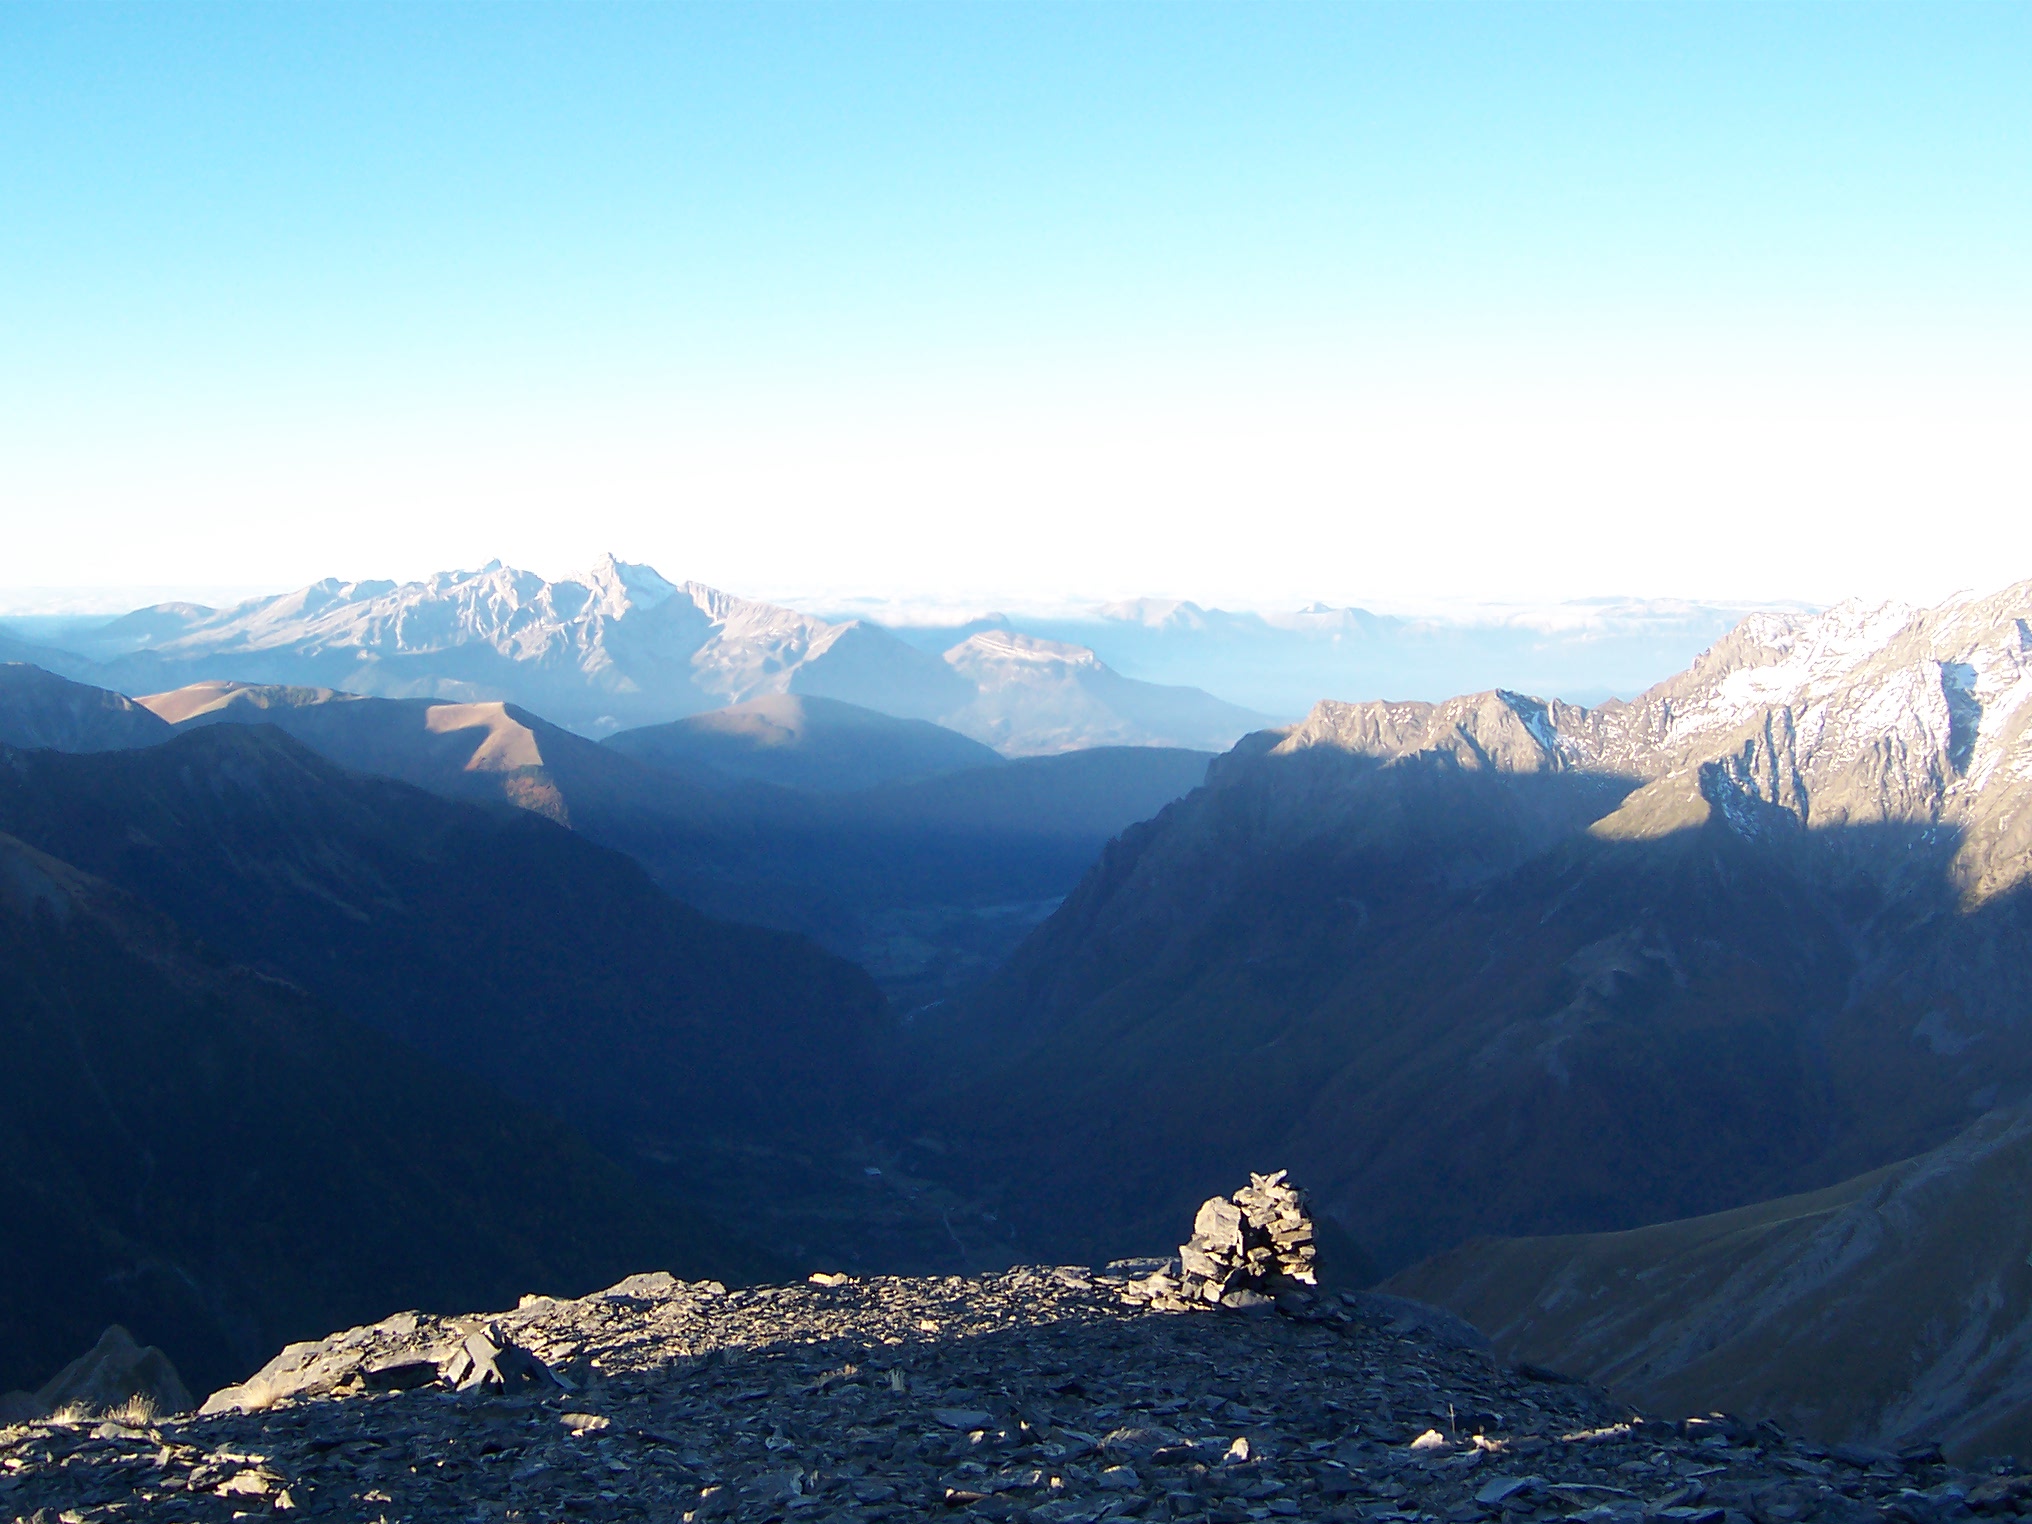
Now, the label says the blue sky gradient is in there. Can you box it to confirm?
[3,3,2027,608]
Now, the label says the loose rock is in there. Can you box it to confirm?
[1123,1169,1322,1312]
[0,1262,1989,1524]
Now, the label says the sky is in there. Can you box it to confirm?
[2,2,2027,614]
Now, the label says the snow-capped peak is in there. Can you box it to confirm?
[583,554,678,614]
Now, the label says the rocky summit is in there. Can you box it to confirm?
[5,1264,2023,1524]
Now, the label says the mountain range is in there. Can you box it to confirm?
[118,675,1212,1011]
[873,593,1795,716]
[603,693,1004,792]
[916,581,2032,1302]
[0,721,889,1151]
[10,558,1269,753]
[9,567,2032,1456]
[0,656,1221,1396]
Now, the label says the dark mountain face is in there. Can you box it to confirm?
[921,735,2032,1276]
[126,678,1214,1012]
[0,833,776,1399]
[0,726,888,1153]
[595,744,1216,1013]
[0,663,171,752]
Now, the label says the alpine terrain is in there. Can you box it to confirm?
[8,577,2032,1480]
[9,1179,2022,1524]
[126,677,1213,1009]
[921,581,2032,1323]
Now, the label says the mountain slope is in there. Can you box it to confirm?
[131,676,1213,1010]
[1387,1101,2032,1462]
[0,831,772,1398]
[136,678,734,830]
[684,745,1218,1011]
[0,725,887,1153]
[606,693,1004,792]
[25,1255,1953,1524]
[0,663,171,751]
[923,581,2032,1274]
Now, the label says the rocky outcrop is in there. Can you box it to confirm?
[200,1306,577,1415]
[2,1265,2016,1524]
[0,1326,191,1423]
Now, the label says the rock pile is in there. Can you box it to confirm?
[1124,1170,1320,1313]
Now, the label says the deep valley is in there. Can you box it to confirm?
[6,567,2032,1482]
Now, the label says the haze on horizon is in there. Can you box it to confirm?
[2,3,2027,613]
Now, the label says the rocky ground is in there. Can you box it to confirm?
[3,1266,2026,1524]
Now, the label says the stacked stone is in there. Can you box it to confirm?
[1174,1170,1318,1309]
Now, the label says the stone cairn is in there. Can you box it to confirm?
[1121,1169,1318,1313]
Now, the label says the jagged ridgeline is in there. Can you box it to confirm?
[928,582,2032,1280]
[122,675,1216,1013]
[8,557,1269,752]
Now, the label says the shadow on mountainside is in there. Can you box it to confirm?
[0,726,945,1290]
[121,673,1216,1015]
[0,724,891,1154]
[900,745,2032,1281]
[1386,1098,2032,1463]
[0,836,781,1398]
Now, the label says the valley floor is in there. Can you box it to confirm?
[6,1269,2019,1524]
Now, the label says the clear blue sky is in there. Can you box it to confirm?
[2,2,2027,609]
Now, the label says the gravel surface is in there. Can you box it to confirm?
[3,1267,2023,1524]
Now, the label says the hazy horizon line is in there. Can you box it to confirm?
[0,573,1832,630]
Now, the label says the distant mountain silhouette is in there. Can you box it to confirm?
[39,557,1266,752]
[882,595,1791,717]
[0,663,171,752]
[0,830,776,1399]
[606,694,1004,793]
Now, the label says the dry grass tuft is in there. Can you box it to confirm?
[106,1393,158,1426]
